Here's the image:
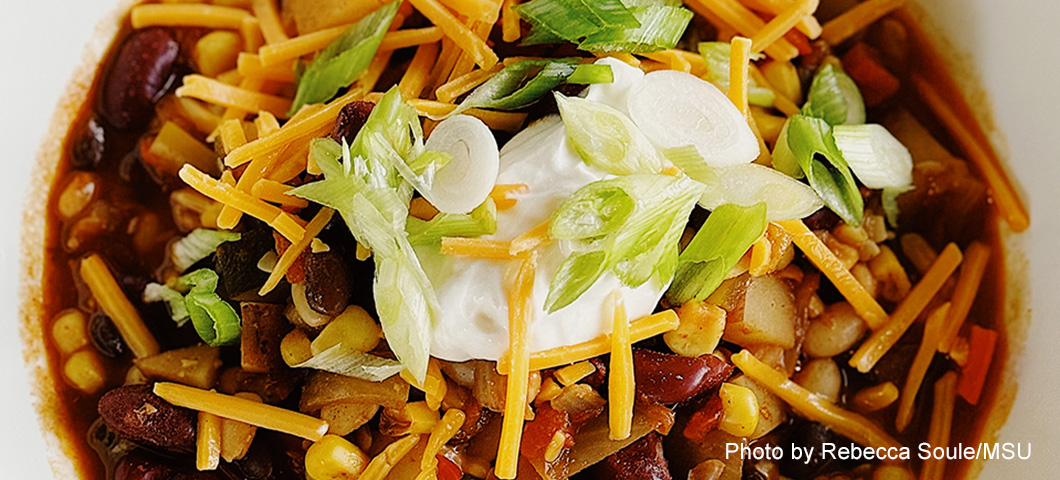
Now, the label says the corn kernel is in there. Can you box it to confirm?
[311,306,382,355]
[280,328,313,366]
[63,350,106,394]
[124,365,149,385]
[869,246,912,302]
[543,431,568,463]
[51,309,89,356]
[665,302,726,357]
[534,377,563,405]
[379,401,439,436]
[949,336,970,367]
[852,382,899,413]
[305,434,370,480]
[718,383,759,437]
[553,361,596,386]
[194,31,243,77]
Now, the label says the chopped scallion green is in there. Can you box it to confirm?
[406,198,497,245]
[554,92,664,175]
[801,63,866,126]
[665,203,767,304]
[783,114,865,226]
[178,269,242,347]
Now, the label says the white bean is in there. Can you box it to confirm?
[804,302,867,358]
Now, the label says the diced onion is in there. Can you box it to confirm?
[627,70,759,168]
[423,115,501,214]
[697,163,824,221]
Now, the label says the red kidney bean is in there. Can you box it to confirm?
[114,452,221,480]
[97,384,196,454]
[330,101,374,143]
[101,28,180,131]
[601,432,672,480]
[632,349,733,405]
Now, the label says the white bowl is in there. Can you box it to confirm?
[3,0,1058,477]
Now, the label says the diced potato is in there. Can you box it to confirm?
[134,344,222,389]
[194,31,242,77]
[729,374,786,439]
[722,275,797,348]
[665,301,727,357]
[310,305,382,355]
[793,359,842,403]
[299,371,410,413]
[305,434,369,480]
[803,302,867,358]
[320,402,380,436]
[241,302,289,373]
[220,392,261,462]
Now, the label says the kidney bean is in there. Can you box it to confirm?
[89,312,126,358]
[303,252,351,316]
[101,28,180,131]
[97,384,196,454]
[114,452,221,480]
[71,116,107,169]
[632,349,733,405]
[601,432,672,480]
[330,101,374,143]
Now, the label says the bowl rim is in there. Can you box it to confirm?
[17,1,1031,478]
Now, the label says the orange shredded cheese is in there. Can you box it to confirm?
[218,118,248,154]
[643,50,693,73]
[79,254,160,359]
[251,0,290,44]
[440,237,515,260]
[225,87,365,167]
[179,165,306,242]
[154,383,329,441]
[406,99,527,132]
[177,75,292,119]
[260,207,335,295]
[495,253,536,480]
[750,0,818,54]
[608,291,634,440]
[849,243,963,374]
[379,26,445,52]
[685,0,799,60]
[428,39,462,92]
[420,408,466,472]
[501,0,522,43]
[509,221,550,256]
[252,179,310,208]
[436,65,502,103]
[497,310,679,374]
[130,4,251,30]
[489,184,529,210]
[749,67,800,117]
[913,76,1029,232]
[921,372,958,480]
[821,0,905,46]
[776,220,889,329]
[237,53,297,83]
[438,0,502,23]
[241,17,265,53]
[399,43,441,99]
[409,0,499,69]
[938,242,990,353]
[196,411,222,471]
[258,23,348,66]
[895,302,949,432]
[448,20,495,82]
[728,36,752,116]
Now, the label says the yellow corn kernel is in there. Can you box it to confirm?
[534,377,563,405]
[379,401,440,436]
[869,245,912,303]
[280,328,313,366]
[359,435,421,480]
[553,361,596,387]
[51,309,90,356]
[125,365,149,386]
[718,382,760,437]
[873,464,915,480]
[305,434,370,480]
[195,31,243,77]
[544,430,568,463]
[311,305,382,355]
[63,350,106,394]
[664,302,727,357]
[400,359,448,411]
[852,382,899,413]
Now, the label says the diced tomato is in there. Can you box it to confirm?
[437,454,463,480]
[842,43,901,106]
[956,325,998,405]
[682,395,724,442]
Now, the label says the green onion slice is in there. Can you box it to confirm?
[832,123,913,189]
[406,198,498,245]
[698,42,775,108]
[784,114,865,226]
[802,63,866,126]
[179,269,242,347]
[555,92,664,175]
[449,59,612,118]
[171,228,240,273]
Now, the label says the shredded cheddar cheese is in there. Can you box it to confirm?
[821,0,905,46]
[501,0,522,43]
[196,412,222,471]
[260,208,335,295]
[130,4,251,30]
[750,0,819,54]
[154,383,329,441]
[728,36,752,116]
[79,254,160,359]
[177,75,293,119]
[495,253,536,480]
[685,0,799,60]
[436,65,503,103]
[489,184,529,210]
[379,27,445,52]
[509,221,550,256]
[399,43,441,99]
[237,53,297,83]
[251,0,289,44]
[440,237,515,260]
[608,291,634,441]
[252,179,310,208]
[179,165,306,242]
[409,0,499,69]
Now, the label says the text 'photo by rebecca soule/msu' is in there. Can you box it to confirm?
[33,0,1028,479]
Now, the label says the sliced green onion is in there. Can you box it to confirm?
[579,5,693,53]
[554,92,664,175]
[698,42,775,107]
[422,115,500,214]
[628,70,759,167]
[882,185,914,228]
[567,63,615,84]
[784,114,864,226]
[832,124,913,189]
[665,203,767,305]
[514,0,621,43]
[406,198,497,245]
[290,344,404,382]
[291,87,438,383]
[802,63,866,126]
[179,269,241,347]
[171,228,241,273]
[770,118,802,178]
[450,59,611,118]
[546,174,702,312]
[143,283,190,326]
